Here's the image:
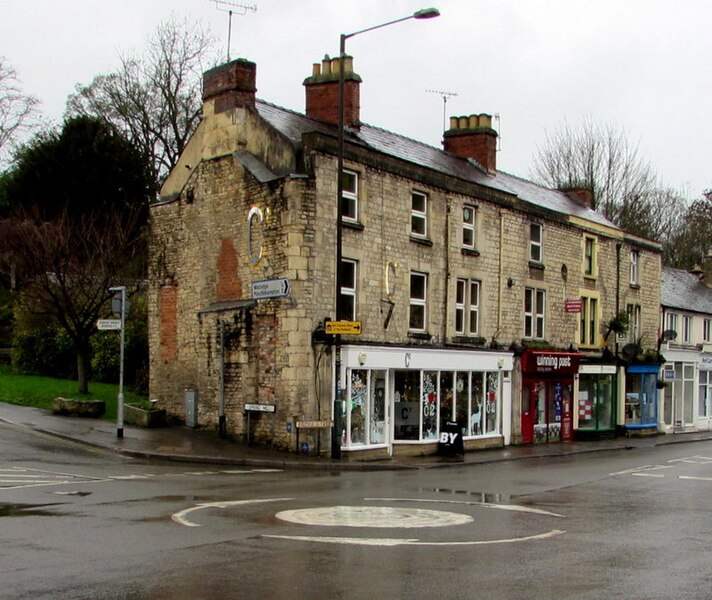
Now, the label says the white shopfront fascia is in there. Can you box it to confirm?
[339,345,514,447]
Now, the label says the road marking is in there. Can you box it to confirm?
[0,467,108,490]
[276,506,474,528]
[367,497,565,518]
[172,498,294,527]
[263,529,566,547]
[678,475,712,481]
[631,473,665,477]
[668,456,712,464]
[609,465,671,476]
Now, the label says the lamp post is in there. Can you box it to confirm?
[332,8,440,459]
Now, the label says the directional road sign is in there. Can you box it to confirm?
[325,320,362,335]
[251,278,291,300]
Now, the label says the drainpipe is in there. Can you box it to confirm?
[218,319,227,439]
[443,198,451,342]
[497,210,505,334]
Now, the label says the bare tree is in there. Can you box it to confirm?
[1,208,145,393]
[66,18,215,189]
[0,57,39,166]
[531,118,661,226]
[665,191,712,269]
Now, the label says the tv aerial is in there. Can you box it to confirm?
[426,89,458,132]
[213,1,257,61]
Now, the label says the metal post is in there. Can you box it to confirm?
[331,9,440,460]
[110,286,127,439]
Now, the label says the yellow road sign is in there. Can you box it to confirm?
[325,320,362,335]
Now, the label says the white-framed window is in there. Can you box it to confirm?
[341,170,359,222]
[666,312,679,335]
[629,249,639,285]
[580,294,600,347]
[583,235,598,277]
[524,287,546,339]
[455,278,480,336]
[409,271,428,332]
[626,303,641,341]
[462,204,477,249]
[682,315,692,344]
[529,223,543,263]
[704,318,712,343]
[338,259,357,321]
[411,191,428,238]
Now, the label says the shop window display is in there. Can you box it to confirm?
[577,374,614,431]
[349,368,501,448]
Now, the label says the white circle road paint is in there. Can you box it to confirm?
[366,497,565,518]
[172,497,294,527]
[276,506,474,529]
[263,529,566,547]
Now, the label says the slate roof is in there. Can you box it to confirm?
[661,266,712,315]
[256,100,617,230]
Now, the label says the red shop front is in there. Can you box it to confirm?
[521,350,582,444]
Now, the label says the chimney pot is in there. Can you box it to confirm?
[304,55,362,127]
[443,111,498,174]
[312,63,321,76]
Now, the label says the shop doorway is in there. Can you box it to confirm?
[521,380,573,444]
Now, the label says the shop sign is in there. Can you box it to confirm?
[522,351,581,375]
[437,421,464,457]
[564,299,582,313]
[579,364,617,375]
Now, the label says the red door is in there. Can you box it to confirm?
[521,384,535,444]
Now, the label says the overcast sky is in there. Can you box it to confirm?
[2,0,711,198]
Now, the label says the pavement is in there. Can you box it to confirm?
[2,401,712,471]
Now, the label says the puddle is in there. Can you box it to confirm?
[426,488,512,503]
[0,503,63,517]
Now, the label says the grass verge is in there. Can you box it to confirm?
[0,363,147,421]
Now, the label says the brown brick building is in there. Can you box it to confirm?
[148,57,662,458]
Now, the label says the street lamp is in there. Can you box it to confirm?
[332,8,440,459]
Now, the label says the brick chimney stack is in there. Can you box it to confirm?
[443,114,498,174]
[562,187,594,208]
[203,59,257,114]
[303,55,362,127]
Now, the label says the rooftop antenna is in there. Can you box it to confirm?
[213,1,257,62]
[426,89,459,132]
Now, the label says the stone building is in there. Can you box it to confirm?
[148,57,662,458]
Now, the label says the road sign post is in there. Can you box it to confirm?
[109,286,127,439]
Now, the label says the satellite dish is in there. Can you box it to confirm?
[621,343,639,358]
[661,330,677,342]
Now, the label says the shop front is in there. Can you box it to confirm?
[520,350,582,444]
[660,348,701,433]
[576,362,618,440]
[622,363,660,434]
[338,345,513,457]
[698,353,712,431]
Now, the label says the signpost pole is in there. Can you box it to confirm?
[109,286,127,439]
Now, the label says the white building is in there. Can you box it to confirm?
[660,254,712,432]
